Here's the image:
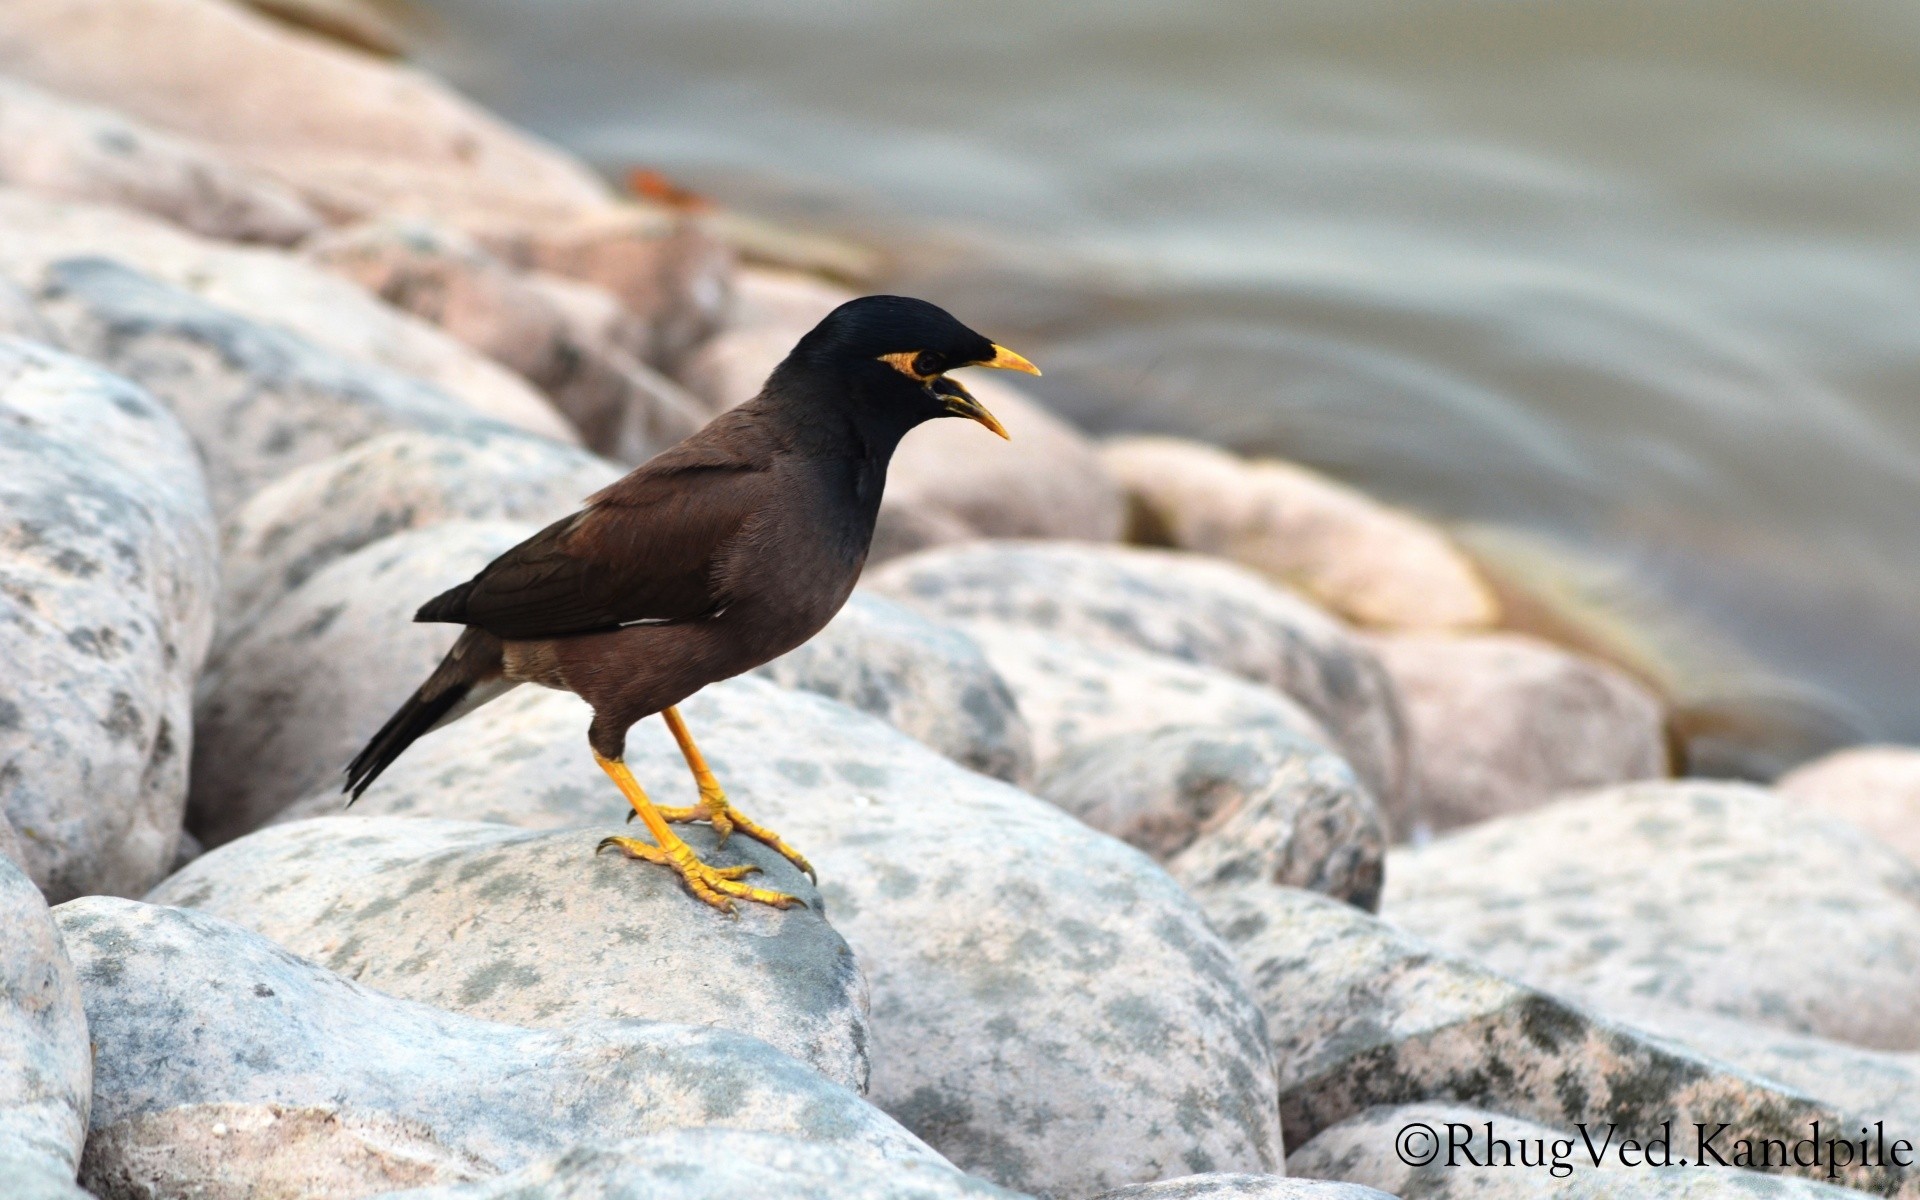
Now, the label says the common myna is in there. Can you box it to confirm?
[344,296,1038,911]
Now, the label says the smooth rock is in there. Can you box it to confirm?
[1037,723,1384,912]
[1104,436,1498,633]
[215,429,619,640]
[0,0,612,227]
[956,621,1331,773]
[0,856,90,1193]
[1367,631,1668,837]
[1779,745,1920,869]
[1383,781,1920,1049]
[150,816,868,1091]
[1290,1103,1879,1198]
[281,678,1285,1198]
[868,541,1407,807]
[677,267,857,413]
[1093,1175,1395,1200]
[241,0,406,56]
[1199,880,1917,1195]
[191,520,531,844]
[756,593,1033,784]
[304,219,707,459]
[0,187,574,440]
[0,74,320,244]
[0,276,56,342]
[367,1129,1022,1200]
[0,337,217,899]
[56,898,940,1195]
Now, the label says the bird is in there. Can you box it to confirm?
[342,295,1038,912]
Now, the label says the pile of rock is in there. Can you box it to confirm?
[3,4,1920,1200]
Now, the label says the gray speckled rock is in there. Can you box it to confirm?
[756,593,1034,784]
[0,277,58,343]
[1199,881,1918,1195]
[1383,781,1920,1049]
[1366,631,1669,837]
[956,621,1331,773]
[868,542,1406,807]
[54,898,942,1197]
[281,678,1284,1198]
[191,520,530,845]
[1289,1104,1879,1199]
[215,429,618,642]
[1037,724,1384,912]
[369,1129,1023,1200]
[1092,1175,1395,1200]
[0,75,320,245]
[0,338,217,900]
[36,257,524,513]
[149,816,867,1091]
[0,188,573,440]
[0,856,90,1196]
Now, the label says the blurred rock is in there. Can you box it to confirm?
[868,541,1407,808]
[304,219,706,459]
[0,277,56,342]
[1038,723,1384,912]
[215,429,619,642]
[1383,781,1920,1049]
[36,257,518,512]
[240,0,405,57]
[956,621,1331,772]
[0,338,217,900]
[0,75,320,244]
[150,816,867,1091]
[372,1129,1020,1200]
[1093,1176,1395,1200]
[1289,1103,1878,1198]
[0,0,611,227]
[55,898,940,1196]
[280,678,1284,1198]
[1367,631,1668,837]
[1779,745,1920,869]
[757,593,1034,784]
[0,187,574,440]
[0,856,90,1198]
[677,267,855,412]
[191,520,530,844]
[1105,436,1498,632]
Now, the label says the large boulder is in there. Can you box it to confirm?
[214,429,619,642]
[756,593,1034,783]
[868,542,1407,807]
[280,678,1285,1199]
[0,856,91,1199]
[0,187,574,441]
[149,816,868,1092]
[1037,723,1384,912]
[0,337,217,900]
[56,898,941,1198]
[0,0,611,227]
[1093,1177,1394,1200]
[366,1129,1023,1200]
[1367,631,1669,836]
[1103,436,1498,633]
[1383,781,1920,1049]
[1779,745,1920,869]
[191,520,530,844]
[0,75,320,244]
[1197,880,1918,1195]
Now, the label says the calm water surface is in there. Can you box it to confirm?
[407,0,1920,759]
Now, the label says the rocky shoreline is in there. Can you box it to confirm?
[3,3,1920,1199]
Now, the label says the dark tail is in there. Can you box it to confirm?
[344,628,504,803]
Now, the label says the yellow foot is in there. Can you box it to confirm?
[596,835,803,914]
[632,793,816,882]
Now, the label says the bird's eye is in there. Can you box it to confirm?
[913,352,943,378]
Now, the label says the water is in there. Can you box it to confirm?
[404,0,1920,757]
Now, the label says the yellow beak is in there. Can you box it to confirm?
[978,344,1042,376]
[930,376,1011,440]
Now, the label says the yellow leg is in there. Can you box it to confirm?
[642,706,816,882]
[593,752,801,913]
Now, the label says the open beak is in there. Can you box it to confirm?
[928,376,1011,440]
[978,344,1042,376]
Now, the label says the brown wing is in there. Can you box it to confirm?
[416,418,776,639]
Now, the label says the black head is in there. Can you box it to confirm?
[780,295,1039,439]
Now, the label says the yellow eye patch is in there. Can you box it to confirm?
[879,351,936,380]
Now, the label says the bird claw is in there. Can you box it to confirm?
[654,795,814,882]
[596,835,801,914]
